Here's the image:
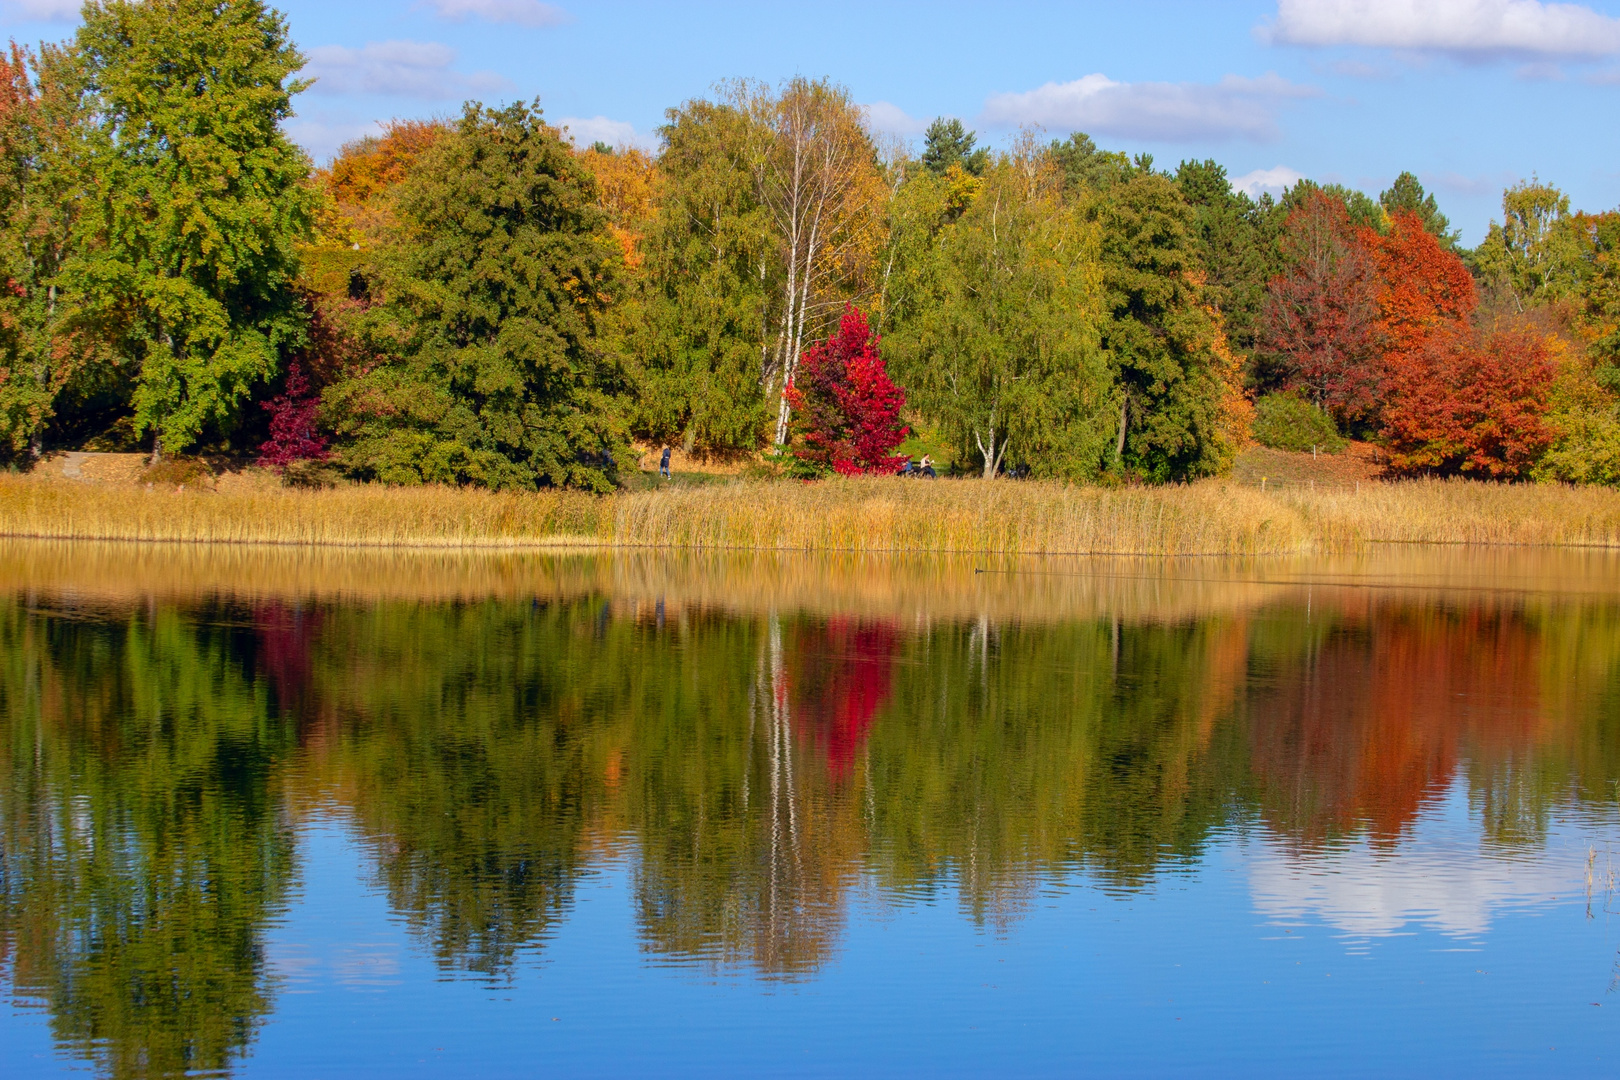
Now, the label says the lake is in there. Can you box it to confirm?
[0,541,1616,1077]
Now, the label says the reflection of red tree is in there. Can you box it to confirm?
[1247,602,1543,844]
[789,618,899,779]
[253,602,321,710]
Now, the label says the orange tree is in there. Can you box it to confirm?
[1374,213,1556,476]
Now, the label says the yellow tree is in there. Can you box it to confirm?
[575,144,657,271]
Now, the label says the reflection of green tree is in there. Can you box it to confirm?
[0,599,294,1079]
[866,616,1251,913]
[303,603,857,977]
[304,600,620,976]
[624,614,864,976]
[303,593,1620,978]
[10,579,1618,1057]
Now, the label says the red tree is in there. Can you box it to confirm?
[1372,214,1555,477]
[1381,324,1557,477]
[785,305,909,475]
[1260,191,1382,420]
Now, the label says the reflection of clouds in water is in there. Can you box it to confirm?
[1248,784,1602,939]
[271,942,404,992]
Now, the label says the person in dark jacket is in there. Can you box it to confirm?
[659,445,672,478]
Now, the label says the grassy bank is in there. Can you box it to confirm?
[4,473,1620,554]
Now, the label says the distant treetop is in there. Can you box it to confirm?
[920,117,988,177]
[1380,171,1459,249]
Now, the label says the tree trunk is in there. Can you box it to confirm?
[1114,397,1129,462]
[975,412,1003,480]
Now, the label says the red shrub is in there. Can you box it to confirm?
[785,305,909,475]
[257,363,329,470]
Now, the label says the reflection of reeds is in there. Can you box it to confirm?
[9,475,1620,554]
[5,538,1620,625]
[1588,845,1617,920]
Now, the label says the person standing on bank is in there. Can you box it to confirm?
[660,445,672,478]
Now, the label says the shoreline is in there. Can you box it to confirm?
[5,473,1620,556]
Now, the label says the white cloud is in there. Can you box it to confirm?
[979,72,1317,143]
[1264,0,1620,58]
[556,115,654,151]
[863,101,931,138]
[1233,164,1306,197]
[419,0,572,28]
[0,0,79,19]
[305,40,511,99]
[283,117,388,165]
[1427,169,1517,196]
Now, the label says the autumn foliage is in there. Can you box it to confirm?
[309,119,448,259]
[1371,214,1556,476]
[785,306,909,475]
[1263,204,1558,478]
[1260,191,1382,420]
[256,363,329,470]
[1380,323,1557,476]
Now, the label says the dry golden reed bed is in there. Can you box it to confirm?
[5,473,1620,554]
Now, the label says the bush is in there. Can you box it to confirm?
[1251,393,1346,453]
[141,457,214,488]
[1533,407,1620,485]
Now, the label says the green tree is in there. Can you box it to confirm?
[0,43,91,459]
[1098,172,1242,480]
[626,97,773,453]
[887,141,1115,479]
[328,101,628,491]
[919,117,988,177]
[1049,131,1135,192]
[69,0,314,460]
[1575,211,1620,371]
[1379,171,1458,249]
[1473,178,1584,305]
[1174,158,1281,362]
[1282,179,1385,232]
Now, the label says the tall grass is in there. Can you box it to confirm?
[5,473,1620,554]
[0,477,610,547]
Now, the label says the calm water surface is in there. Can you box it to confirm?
[0,543,1617,1077]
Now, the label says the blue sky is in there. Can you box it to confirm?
[4,0,1620,243]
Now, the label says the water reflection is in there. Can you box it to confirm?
[0,546,1616,1076]
[0,603,295,1078]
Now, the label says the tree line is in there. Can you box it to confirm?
[3,0,1619,488]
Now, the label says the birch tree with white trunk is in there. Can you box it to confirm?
[734,78,883,447]
[886,138,1117,480]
